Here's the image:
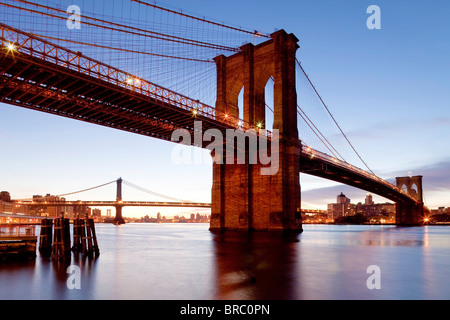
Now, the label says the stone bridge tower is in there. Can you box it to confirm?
[395,175,424,225]
[209,30,302,232]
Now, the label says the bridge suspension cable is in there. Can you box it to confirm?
[296,58,375,175]
[4,0,238,53]
[265,76,345,162]
[3,0,268,107]
[13,179,117,201]
[297,105,346,162]
[122,179,193,203]
[130,0,270,38]
[55,180,117,198]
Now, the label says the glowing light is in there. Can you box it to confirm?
[256,122,263,129]
[126,77,134,85]
[6,42,16,52]
[224,114,228,118]
[238,120,243,127]
[192,109,198,116]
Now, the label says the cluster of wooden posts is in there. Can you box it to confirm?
[39,214,99,260]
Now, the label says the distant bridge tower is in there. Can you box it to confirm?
[210,30,302,232]
[114,177,125,224]
[395,175,424,225]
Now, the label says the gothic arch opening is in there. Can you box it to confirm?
[237,86,244,121]
[410,183,418,199]
[264,77,275,131]
[401,184,408,193]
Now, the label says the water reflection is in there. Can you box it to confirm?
[1,224,449,300]
[211,231,300,300]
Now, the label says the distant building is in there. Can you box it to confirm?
[27,194,91,218]
[92,208,102,217]
[326,192,396,223]
[0,191,11,202]
[365,193,374,206]
[30,194,66,217]
[0,191,30,221]
[357,194,395,218]
[327,192,355,220]
[0,191,13,215]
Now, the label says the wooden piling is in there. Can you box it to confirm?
[39,218,53,256]
[72,217,84,253]
[88,218,100,257]
[52,214,71,261]
[82,217,100,258]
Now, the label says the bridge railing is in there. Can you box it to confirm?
[0,23,262,135]
[302,145,417,203]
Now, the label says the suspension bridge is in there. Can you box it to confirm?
[12,178,210,224]
[9,177,327,224]
[0,0,426,230]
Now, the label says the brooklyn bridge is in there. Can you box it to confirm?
[0,0,426,231]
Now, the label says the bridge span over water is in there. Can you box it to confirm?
[0,13,425,231]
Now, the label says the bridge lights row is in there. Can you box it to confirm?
[125,77,141,86]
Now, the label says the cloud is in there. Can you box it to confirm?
[389,159,450,192]
[433,117,450,126]
[301,158,450,208]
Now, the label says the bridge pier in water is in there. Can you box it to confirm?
[395,175,424,226]
[210,30,302,232]
[114,177,126,225]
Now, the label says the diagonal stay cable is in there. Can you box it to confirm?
[297,105,346,162]
[265,94,344,161]
[296,58,375,175]
[7,0,238,52]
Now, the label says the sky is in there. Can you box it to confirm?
[1,0,450,217]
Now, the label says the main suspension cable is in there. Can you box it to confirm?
[56,180,117,197]
[296,59,375,175]
[122,179,192,203]
[131,0,270,38]
[6,0,238,52]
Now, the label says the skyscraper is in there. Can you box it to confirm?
[365,193,374,206]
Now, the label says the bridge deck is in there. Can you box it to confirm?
[0,23,420,208]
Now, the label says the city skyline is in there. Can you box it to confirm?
[1,0,449,218]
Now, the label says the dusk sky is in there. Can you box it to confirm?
[1,0,449,217]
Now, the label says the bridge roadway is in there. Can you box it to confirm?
[0,23,420,208]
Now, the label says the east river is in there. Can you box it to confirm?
[1,223,449,300]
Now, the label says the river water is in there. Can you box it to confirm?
[0,223,449,300]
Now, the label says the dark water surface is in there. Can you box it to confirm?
[1,223,449,300]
